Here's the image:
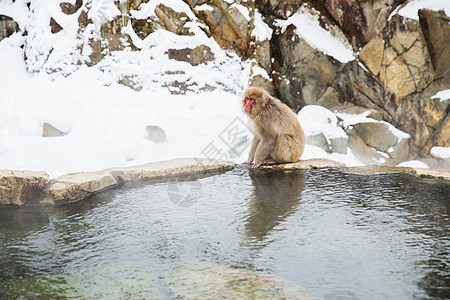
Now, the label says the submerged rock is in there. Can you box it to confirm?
[166,260,321,300]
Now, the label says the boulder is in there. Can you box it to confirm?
[347,129,389,165]
[272,25,343,112]
[256,0,302,20]
[248,74,274,96]
[331,61,389,119]
[305,133,329,151]
[42,171,118,204]
[194,0,252,56]
[100,16,131,53]
[43,123,68,137]
[425,114,450,153]
[322,0,402,49]
[379,15,434,96]
[350,121,409,164]
[418,9,450,78]
[0,170,49,205]
[305,134,347,154]
[166,45,215,66]
[50,17,63,34]
[130,18,153,40]
[252,39,272,74]
[298,105,349,154]
[352,122,398,153]
[153,4,192,35]
[330,137,348,154]
[359,37,384,76]
[0,15,19,41]
[248,61,274,95]
[60,0,83,15]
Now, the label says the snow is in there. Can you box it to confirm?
[250,63,271,80]
[387,122,410,139]
[0,42,246,177]
[0,0,445,179]
[99,26,249,93]
[276,4,355,63]
[430,147,450,159]
[253,10,273,41]
[396,160,430,169]
[298,105,347,139]
[88,0,121,34]
[397,0,450,20]
[230,4,250,22]
[0,35,365,177]
[431,89,450,101]
[336,111,372,128]
[131,0,196,20]
[0,0,29,29]
[195,4,213,12]
[336,111,410,139]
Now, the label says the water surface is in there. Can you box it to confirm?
[0,167,449,299]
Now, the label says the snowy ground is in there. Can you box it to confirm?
[0,38,365,178]
[1,0,449,178]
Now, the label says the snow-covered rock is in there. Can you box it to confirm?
[298,105,348,154]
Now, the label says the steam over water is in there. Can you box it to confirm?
[0,167,449,299]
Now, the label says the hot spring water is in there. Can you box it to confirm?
[0,167,449,299]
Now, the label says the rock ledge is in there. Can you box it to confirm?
[1,158,449,206]
[1,158,235,205]
[261,158,450,181]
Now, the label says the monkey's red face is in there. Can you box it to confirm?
[244,96,256,113]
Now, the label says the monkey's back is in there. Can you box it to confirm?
[253,99,305,162]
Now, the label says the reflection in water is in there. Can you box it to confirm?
[245,169,305,244]
[0,167,449,299]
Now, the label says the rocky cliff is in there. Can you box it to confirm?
[1,0,449,164]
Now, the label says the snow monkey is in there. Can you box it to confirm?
[243,87,305,169]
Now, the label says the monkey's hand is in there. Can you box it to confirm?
[242,160,253,165]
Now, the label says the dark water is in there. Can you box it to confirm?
[0,167,449,299]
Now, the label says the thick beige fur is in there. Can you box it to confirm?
[243,87,305,168]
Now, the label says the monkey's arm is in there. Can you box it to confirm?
[253,137,275,168]
[243,137,260,164]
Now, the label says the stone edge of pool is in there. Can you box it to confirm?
[0,158,234,206]
[1,157,449,206]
